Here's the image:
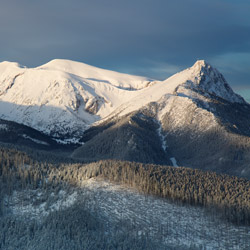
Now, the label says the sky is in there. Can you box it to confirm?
[0,0,250,100]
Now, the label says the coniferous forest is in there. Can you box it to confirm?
[0,146,250,249]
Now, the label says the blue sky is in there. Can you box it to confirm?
[1,0,250,100]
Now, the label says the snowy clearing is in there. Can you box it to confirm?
[6,178,250,249]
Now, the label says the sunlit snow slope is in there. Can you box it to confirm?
[108,60,244,119]
[0,59,152,140]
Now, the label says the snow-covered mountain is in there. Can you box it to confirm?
[0,59,244,141]
[105,60,245,120]
[0,59,152,141]
[71,60,250,178]
[1,58,250,178]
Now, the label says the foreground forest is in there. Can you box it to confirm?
[0,146,250,249]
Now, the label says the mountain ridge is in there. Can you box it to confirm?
[0,59,245,141]
[1,59,250,178]
[0,59,154,141]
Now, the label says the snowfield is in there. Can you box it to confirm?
[6,178,250,249]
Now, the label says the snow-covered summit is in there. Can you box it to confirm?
[184,60,245,103]
[0,59,153,140]
[109,60,245,119]
[37,59,151,90]
[0,61,22,70]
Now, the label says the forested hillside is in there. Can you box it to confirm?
[1,147,250,225]
[1,147,250,249]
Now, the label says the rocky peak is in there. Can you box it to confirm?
[186,60,245,103]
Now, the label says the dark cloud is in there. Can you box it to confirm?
[0,0,249,92]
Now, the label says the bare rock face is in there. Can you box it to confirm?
[85,96,106,115]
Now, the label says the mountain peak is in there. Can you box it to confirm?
[191,60,214,76]
[193,59,209,68]
[0,61,24,71]
[186,60,245,104]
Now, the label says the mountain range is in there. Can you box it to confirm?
[0,59,250,179]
